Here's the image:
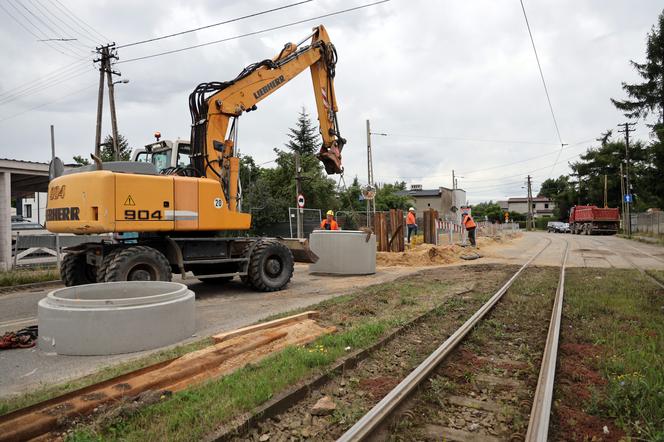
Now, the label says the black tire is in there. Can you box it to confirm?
[247,240,293,292]
[97,249,120,282]
[105,246,172,282]
[61,252,97,286]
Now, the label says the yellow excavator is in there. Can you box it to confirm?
[46,25,345,291]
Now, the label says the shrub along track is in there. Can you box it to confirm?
[220,239,570,441]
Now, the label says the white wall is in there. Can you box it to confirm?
[20,192,47,225]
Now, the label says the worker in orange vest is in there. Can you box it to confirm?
[462,211,477,247]
[406,207,418,243]
[320,210,339,230]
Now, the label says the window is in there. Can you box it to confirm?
[544,203,549,209]
[532,203,536,209]
[25,204,32,218]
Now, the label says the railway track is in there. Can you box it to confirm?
[337,237,568,441]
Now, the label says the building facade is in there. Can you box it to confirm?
[498,197,555,218]
[401,185,467,222]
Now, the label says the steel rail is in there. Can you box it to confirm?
[525,238,569,441]
[337,237,553,442]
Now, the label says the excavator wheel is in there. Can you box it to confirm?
[61,252,97,286]
[97,249,120,282]
[247,240,294,292]
[105,246,172,282]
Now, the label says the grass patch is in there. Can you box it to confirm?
[63,266,513,441]
[563,268,664,440]
[67,320,393,441]
[0,338,212,416]
[0,268,59,287]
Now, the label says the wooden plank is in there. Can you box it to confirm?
[212,311,320,344]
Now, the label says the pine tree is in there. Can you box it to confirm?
[285,108,320,156]
[100,134,132,161]
[611,10,664,125]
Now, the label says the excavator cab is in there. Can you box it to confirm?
[132,139,193,174]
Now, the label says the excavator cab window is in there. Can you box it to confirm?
[176,143,192,167]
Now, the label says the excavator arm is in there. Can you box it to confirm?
[188,25,345,211]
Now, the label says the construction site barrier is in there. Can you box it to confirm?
[12,233,106,268]
[631,211,663,236]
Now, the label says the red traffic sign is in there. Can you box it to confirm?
[297,194,305,208]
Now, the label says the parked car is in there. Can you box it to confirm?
[546,221,562,233]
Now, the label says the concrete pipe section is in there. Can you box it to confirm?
[38,281,195,355]
[309,230,376,275]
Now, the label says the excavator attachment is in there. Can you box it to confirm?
[318,141,344,175]
[275,238,319,263]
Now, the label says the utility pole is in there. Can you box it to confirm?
[94,44,121,159]
[452,170,455,189]
[365,120,385,227]
[526,175,533,231]
[603,174,608,208]
[617,122,636,237]
[50,125,61,270]
[619,163,626,233]
[294,152,303,239]
[366,120,374,226]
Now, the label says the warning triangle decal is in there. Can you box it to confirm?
[124,195,136,206]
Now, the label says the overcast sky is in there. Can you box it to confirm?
[0,0,661,203]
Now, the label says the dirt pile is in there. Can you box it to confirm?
[377,234,518,267]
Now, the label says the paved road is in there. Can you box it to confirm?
[481,232,664,269]
[1,232,662,399]
[0,265,424,399]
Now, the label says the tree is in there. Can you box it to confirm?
[100,134,131,162]
[285,107,320,156]
[241,109,340,231]
[374,181,413,211]
[611,10,664,125]
[72,155,90,166]
[73,133,132,164]
[611,10,664,210]
[471,201,503,222]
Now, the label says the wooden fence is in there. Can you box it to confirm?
[373,209,405,252]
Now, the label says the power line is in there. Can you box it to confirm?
[117,0,391,64]
[11,0,88,57]
[0,58,89,99]
[117,0,314,49]
[50,0,110,43]
[383,132,561,146]
[0,64,94,106]
[519,0,566,175]
[31,0,97,47]
[0,82,97,124]
[0,1,81,58]
[459,138,593,176]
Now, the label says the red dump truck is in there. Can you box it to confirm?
[569,205,620,235]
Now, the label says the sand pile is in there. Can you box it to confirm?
[376,233,521,267]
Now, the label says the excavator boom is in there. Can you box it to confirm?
[188,25,345,211]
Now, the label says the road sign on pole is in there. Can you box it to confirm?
[297,194,305,208]
[624,194,632,203]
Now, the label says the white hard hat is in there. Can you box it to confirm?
[408,207,415,211]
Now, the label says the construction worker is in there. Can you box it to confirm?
[406,207,417,243]
[320,210,339,230]
[462,211,477,247]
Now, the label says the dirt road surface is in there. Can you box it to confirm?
[0,232,662,399]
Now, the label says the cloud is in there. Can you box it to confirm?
[0,0,661,202]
